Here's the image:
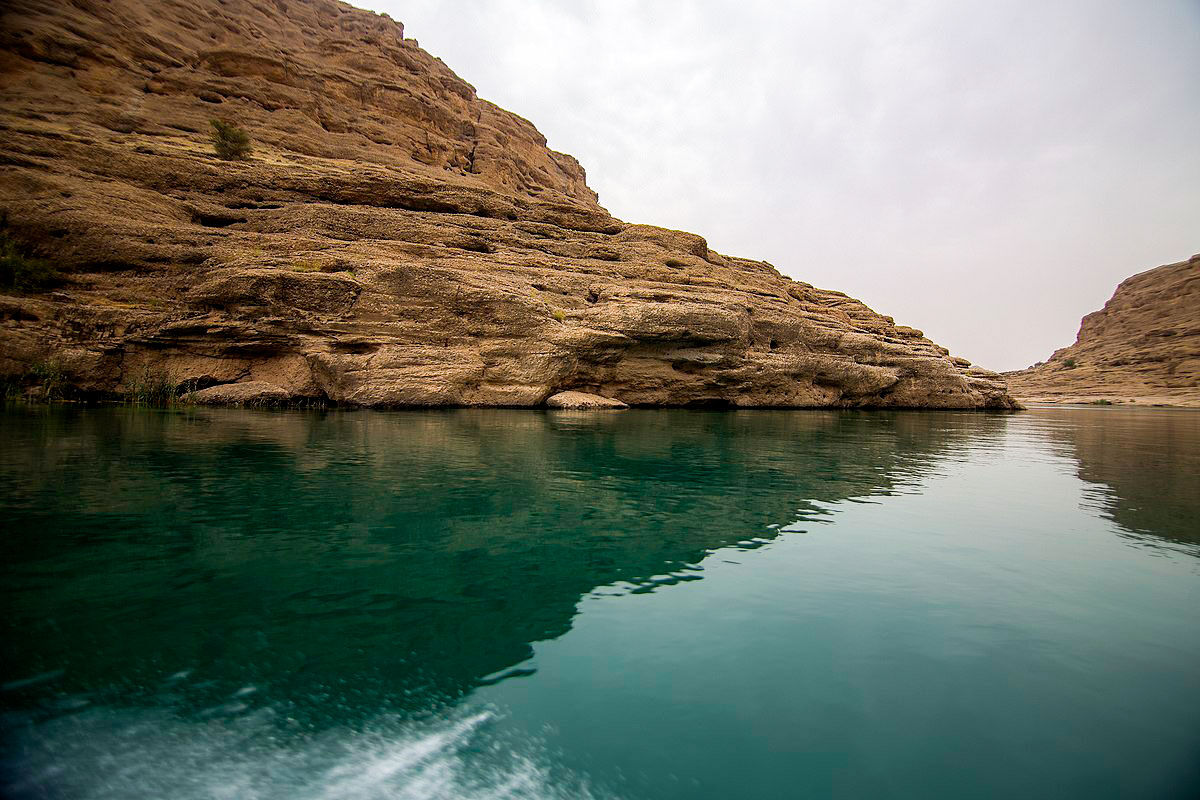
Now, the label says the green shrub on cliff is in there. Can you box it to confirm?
[0,228,58,293]
[210,119,252,161]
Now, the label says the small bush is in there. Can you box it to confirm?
[1063,358,1077,369]
[126,367,178,406]
[0,228,58,293]
[1091,399,1114,406]
[210,119,252,161]
[30,359,67,402]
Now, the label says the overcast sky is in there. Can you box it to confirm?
[367,0,1199,370]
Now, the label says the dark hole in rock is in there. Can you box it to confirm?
[683,397,734,409]
[386,197,460,214]
[1,306,40,322]
[332,340,379,355]
[225,201,283,210]
[176,376,218,394]
[191,211,247,228]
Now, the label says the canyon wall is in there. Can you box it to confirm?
[0,0,1016,408]
[1006,255,1199,407]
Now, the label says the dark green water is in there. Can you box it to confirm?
[1,405,1197,799]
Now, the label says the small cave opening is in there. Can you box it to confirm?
[457,239,493,254]
[191,211,247,228]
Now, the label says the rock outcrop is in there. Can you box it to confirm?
[545,390,628,410]
[186,379,289,406]
[0,0,1017,409]
[1005,255,1200,407]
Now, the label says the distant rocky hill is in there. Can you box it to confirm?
[1005,255,1199,407]
[0,0,1016,409]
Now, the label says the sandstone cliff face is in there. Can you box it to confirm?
[0,0,1016,409]
[1005,255,1200,407]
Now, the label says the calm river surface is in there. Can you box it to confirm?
[1,406,1198,799]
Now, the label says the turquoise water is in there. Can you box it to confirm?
[1,406,1197,799]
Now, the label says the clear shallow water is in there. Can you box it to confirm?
[1,406,1198,799]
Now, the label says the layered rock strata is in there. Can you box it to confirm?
[0,0,1016,409]
[1006,255,1200,407]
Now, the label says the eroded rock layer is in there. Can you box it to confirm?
[1006,255,1200,407]
[0,0,1016,408]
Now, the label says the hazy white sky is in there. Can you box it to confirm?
[367,0,1199,370]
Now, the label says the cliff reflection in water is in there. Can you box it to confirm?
[1032,406,1200,550]
[1,407,999,722]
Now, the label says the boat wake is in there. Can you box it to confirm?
[3,702,607,800]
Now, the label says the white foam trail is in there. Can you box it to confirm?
[4,704,610,800]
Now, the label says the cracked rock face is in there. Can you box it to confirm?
[1005,255,1200,407]
[0,0,1017,409]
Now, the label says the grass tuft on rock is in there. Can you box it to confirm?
[30,360,68,402]
[126,367,180,406]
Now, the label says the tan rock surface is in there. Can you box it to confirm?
[186,380,289,406]
[1005,255,1200,407]
[545,391,627,410]
[0,0,1017,409]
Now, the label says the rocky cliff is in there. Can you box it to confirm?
[0,0,1016,409]
[1005,255,1200,407]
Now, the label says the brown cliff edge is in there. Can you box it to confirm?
[1005,255,1200,408]
[0,0,1017,409]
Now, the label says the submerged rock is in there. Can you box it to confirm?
[0,0,1017,409]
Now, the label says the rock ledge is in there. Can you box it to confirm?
[545,391,628,410]
[187,382,290,407]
